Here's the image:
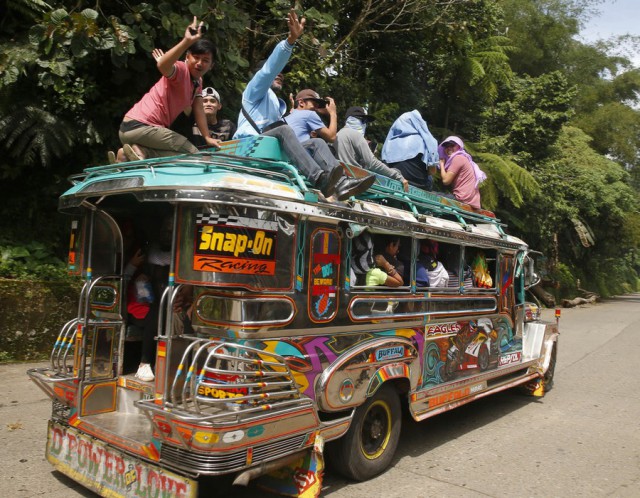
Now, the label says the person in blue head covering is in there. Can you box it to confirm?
[381,110,439,191]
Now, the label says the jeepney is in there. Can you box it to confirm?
[28,136,558,497]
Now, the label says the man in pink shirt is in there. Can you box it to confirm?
[113,17,220,162]
[438,136,486,209]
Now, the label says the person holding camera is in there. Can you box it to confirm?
[285,89,337,143]
[112,16,221,163]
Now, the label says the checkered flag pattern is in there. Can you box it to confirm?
[196,213,233,225]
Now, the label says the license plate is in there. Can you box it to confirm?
[46,420,197,498]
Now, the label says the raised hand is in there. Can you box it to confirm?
[151,48,164,62]
[185,16,204,41]
[286,9,306,44]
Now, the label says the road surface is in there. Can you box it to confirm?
[2,295,639,497]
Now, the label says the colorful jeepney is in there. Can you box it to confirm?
[28,136,558,497]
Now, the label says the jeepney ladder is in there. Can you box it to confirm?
[73,275,125,382]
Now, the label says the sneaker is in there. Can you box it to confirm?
[135,363,155,382]
[333,174,376,201]
[319,166,343,198]
[107,150,117,164]
[123,144,142,162]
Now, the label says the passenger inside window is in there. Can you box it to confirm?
[350,232,375,286]
[366,235,404,287]
[416,240,449,288]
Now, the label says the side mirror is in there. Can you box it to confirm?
[523,256,541,290]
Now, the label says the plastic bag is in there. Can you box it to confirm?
[472,253,493,288]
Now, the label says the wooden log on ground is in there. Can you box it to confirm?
[530,285,556,307]
[562,295,598,308]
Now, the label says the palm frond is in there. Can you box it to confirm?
[475,151,540,210]
[0,106,75,169]
[6,0,51,19]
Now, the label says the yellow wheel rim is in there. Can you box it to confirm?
[360,399,392,460]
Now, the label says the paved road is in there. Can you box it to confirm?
[2,295,640,497]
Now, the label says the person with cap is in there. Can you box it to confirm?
[190,87,236,145]
[110,17,221,163]
[285,89,337,142]
[233,10,374,201]
[437,135,486,209]
[335,106,409,192]
[381,110,439,191]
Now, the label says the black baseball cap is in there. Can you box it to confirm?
[345,106,376,122]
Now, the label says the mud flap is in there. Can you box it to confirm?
[255,435,325,497]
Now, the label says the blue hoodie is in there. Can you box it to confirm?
[381,110,439,166]
[234,40,293,138]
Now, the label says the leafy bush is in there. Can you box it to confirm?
[0,240,71,281]
[548,262,576,298]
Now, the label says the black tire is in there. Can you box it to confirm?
[328,384,402,481]
[478,345,490,371]
[543,343,557,391]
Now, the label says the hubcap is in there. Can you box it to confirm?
[361,401,391,459]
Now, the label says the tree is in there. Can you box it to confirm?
[0,0,637,296]
[485,71,576,167]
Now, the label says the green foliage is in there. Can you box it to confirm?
[486,72,576,166]
[0,0,638,303]
[0,240,70,281]
[475,150,540,211]
[573,102,640,169]
[549,262,576,296]
[498,0,585,77]
[0,278,82,361]
[0,106,75,172]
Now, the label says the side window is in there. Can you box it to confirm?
[414,240,461,291]
[67,217,85,276]
[88,211,120,277]
[465,247,497,290]
[350,233,410,289]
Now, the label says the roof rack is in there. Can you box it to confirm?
[71,137,502,230]
[216,137,503,230]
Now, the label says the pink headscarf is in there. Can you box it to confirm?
[438,136,487,187]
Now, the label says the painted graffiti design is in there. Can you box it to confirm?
[421,317,522,387]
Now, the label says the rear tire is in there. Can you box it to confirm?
[328,384,401,481]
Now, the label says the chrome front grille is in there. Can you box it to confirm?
[160,433,307,475]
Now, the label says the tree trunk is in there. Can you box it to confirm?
[530,284,556,307]
[562,295,597,308]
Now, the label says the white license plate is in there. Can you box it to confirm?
[46,420,197,498]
